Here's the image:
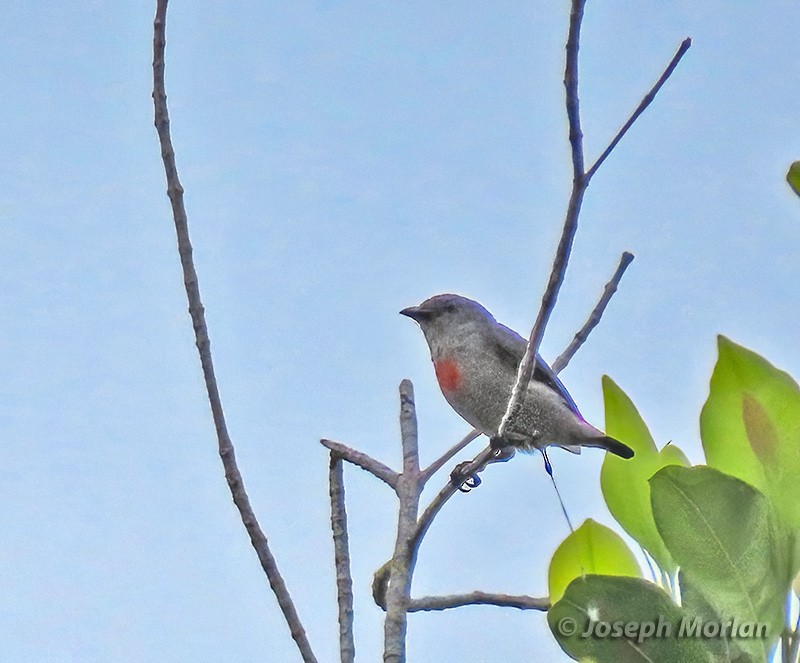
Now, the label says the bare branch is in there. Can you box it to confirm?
[383,380,422,663]
[398,380,421,477]
[420,428,482,484]
[551,251,634,374]
[408,592,550,613]
[586,38,692,181]
[321,439,399,490]
[496,0,590,442]
[152,3,317,661]
[329,454,355,663]
[496,185,586,439]
[564,0,587,180]
[497,13,689,445]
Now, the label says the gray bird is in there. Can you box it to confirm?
[400,293,633,459]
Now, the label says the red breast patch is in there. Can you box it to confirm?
[434,358,462,392]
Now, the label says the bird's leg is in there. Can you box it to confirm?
[489,435,516,462]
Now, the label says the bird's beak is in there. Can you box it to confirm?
[399,306,425,321]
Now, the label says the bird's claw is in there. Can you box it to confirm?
[450,461,482,492]
[458,475,481,492]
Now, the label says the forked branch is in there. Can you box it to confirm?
[321,438,399,490]
[496,0,689,444]
[586,38,692,181]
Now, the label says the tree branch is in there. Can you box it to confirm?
[585,38,692,181]
[564,0,586,180]
[320,439,400,490]
[383,380,423,663]
[551,251,634,374]
[408,592,550,613]
[152,3,317,661]
[497,9,689,445]
[420,428,482,484]
[329,454,355,663]
[496,0,589,442]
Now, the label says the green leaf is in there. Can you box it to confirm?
[658,443,689,467]
[548,575,714,662]
[650,465,790,660]
[601,375,658,456]
[600,376,689,572]
[548,519,640,603]
[700,336,800,532]
[680,570,759,663]
[787,161,800,197]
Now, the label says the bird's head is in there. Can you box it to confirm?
[400,293,495,355]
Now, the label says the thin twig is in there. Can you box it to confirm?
[408,592,550,613]
[585,38,692,181]
[152,3,317,661]
[564,0,586,180]
[494,181,584,439]
[321,439,400,490]
[551,251,634,374]
[383,380,423,663]
[329,454,355,663]
[420,428,482,484]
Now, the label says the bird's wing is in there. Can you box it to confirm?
[492,323,583,419]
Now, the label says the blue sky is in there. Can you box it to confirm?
[1,1,799,661]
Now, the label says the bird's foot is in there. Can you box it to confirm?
[450,462,482,492]
[449,441,517,492]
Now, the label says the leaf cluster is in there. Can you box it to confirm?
[548,338,800,662]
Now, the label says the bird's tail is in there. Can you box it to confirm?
[590,435,634,459]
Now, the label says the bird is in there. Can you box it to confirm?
[400,293,633,460]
